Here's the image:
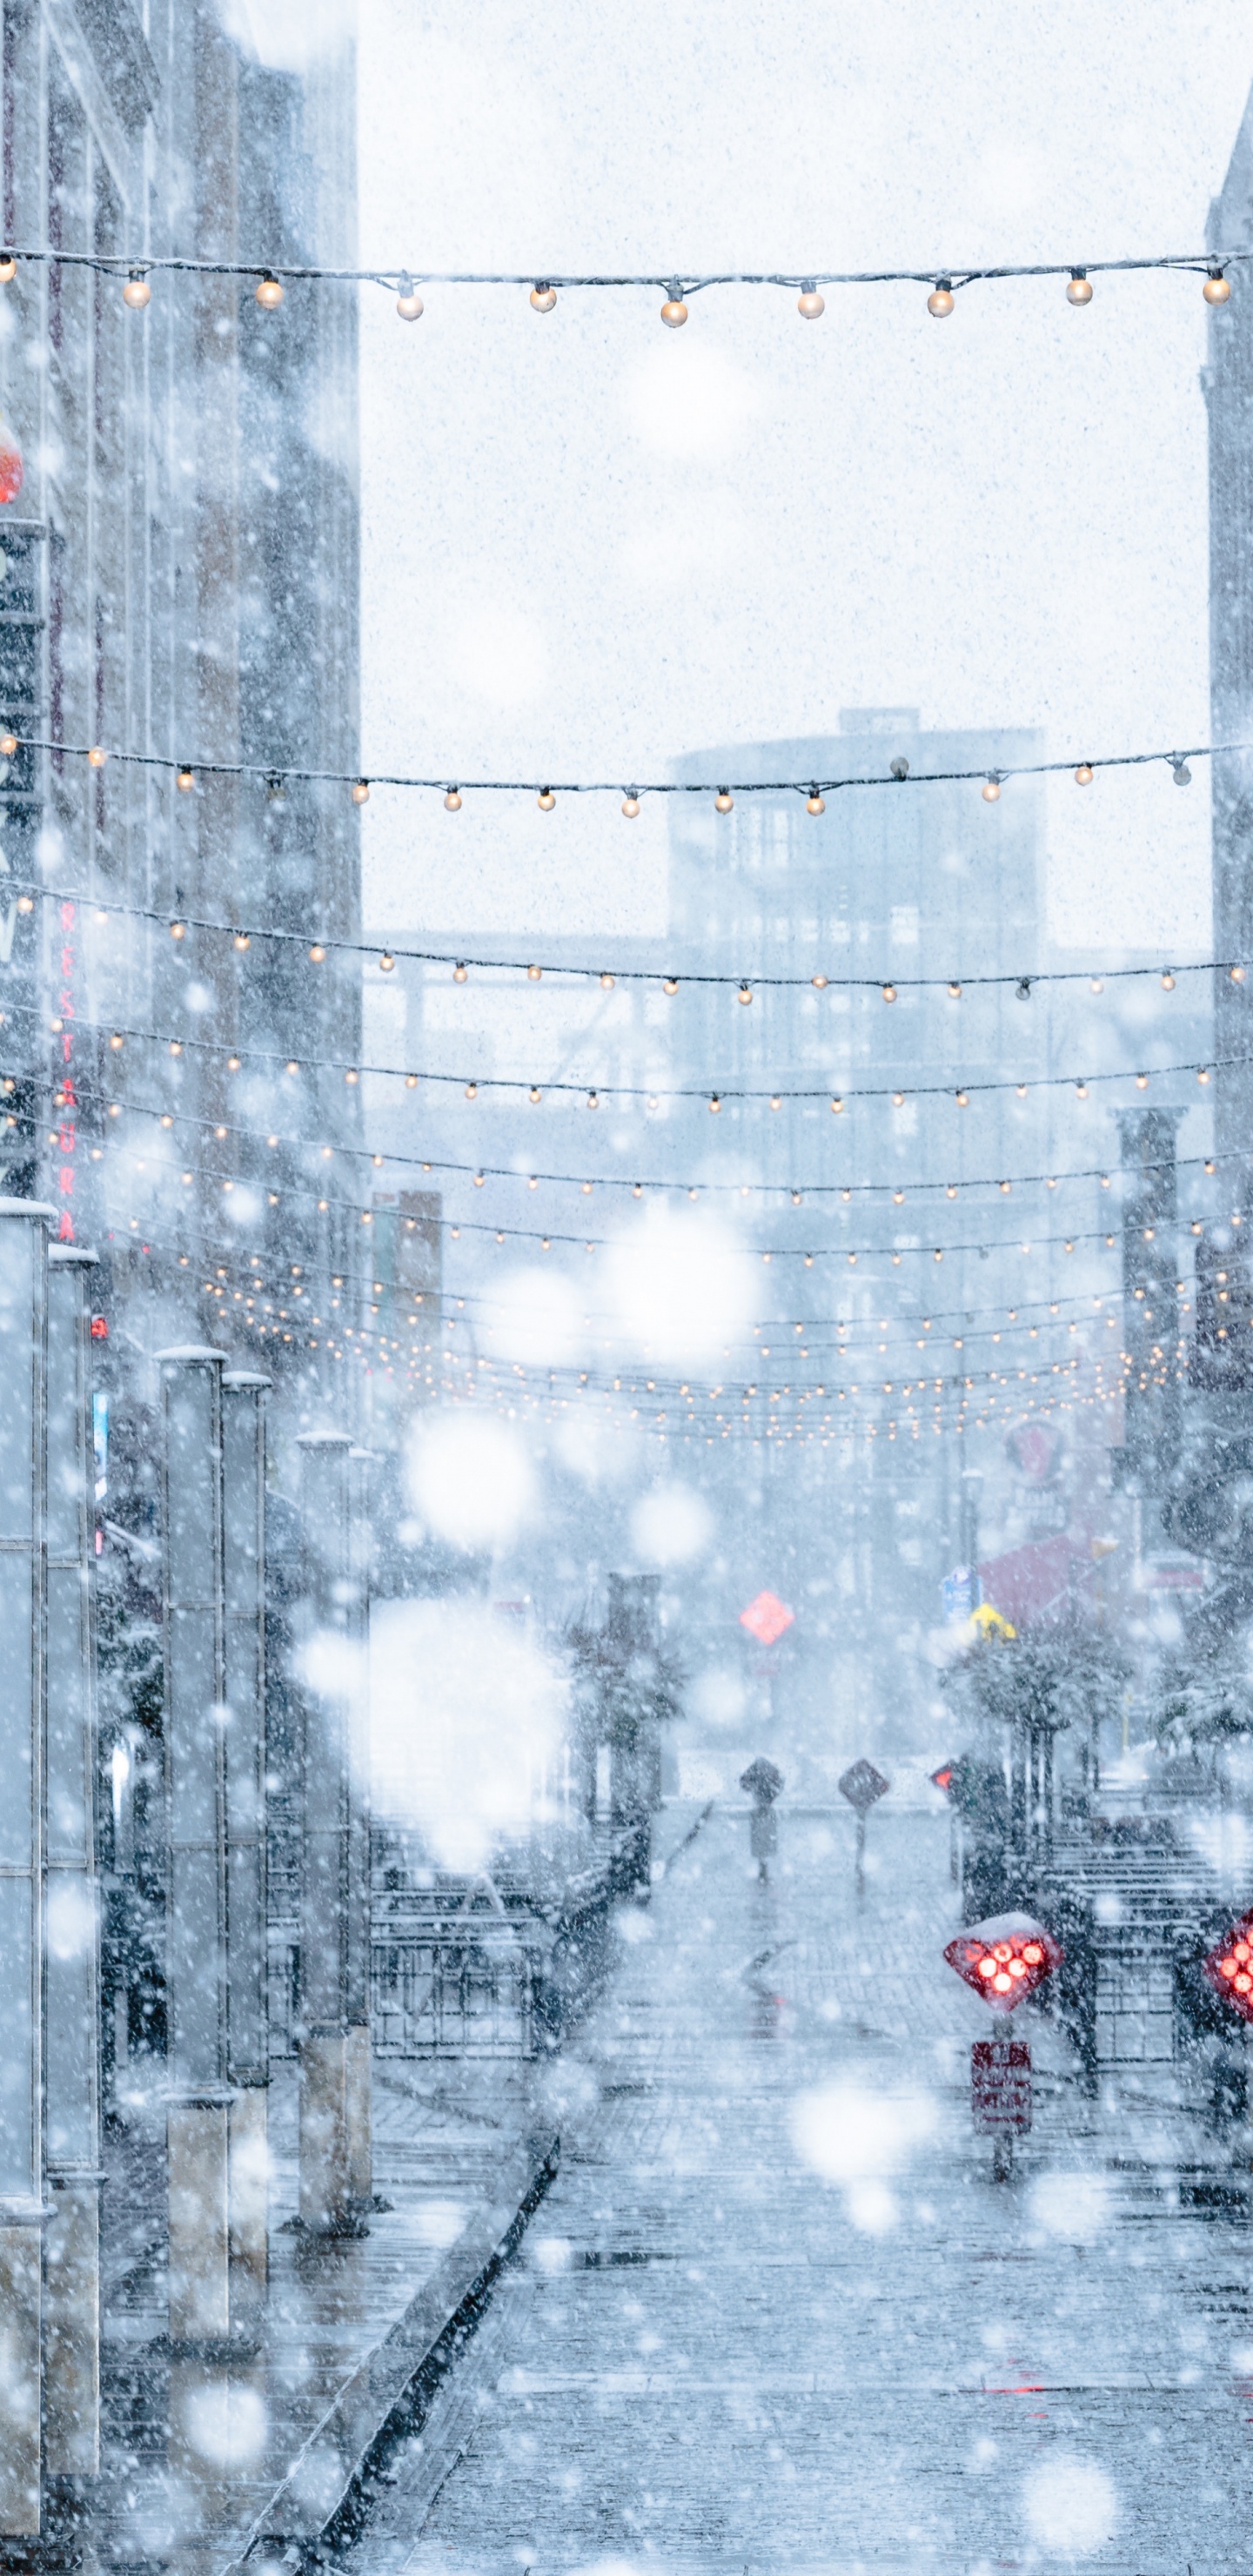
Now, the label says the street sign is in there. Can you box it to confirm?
[1203,1911,1253,2021]
[739,1590,794,1646]
[941,1566,974,1622]
[838,1760,889,1815]
[943,1911,1062,2012]
[971,2036,1032,2135]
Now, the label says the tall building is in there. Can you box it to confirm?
[0,2,364,2101]
[1208,90,1253,1216]
[0,0,362,1427]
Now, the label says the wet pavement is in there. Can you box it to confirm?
[331,1800,1253,2576]
[89,2061,552,2574]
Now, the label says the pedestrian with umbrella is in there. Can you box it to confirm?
[740,1756,784,1883]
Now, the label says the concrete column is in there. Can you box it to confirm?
[221,1372,271,2302]
[345,1446,372,2209]
[0,1200,53,2535]
[159,1346,231,2343]
[44,1244,103,2476]
[297,1432,365,2235]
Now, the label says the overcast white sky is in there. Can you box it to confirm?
[340,2,1253,956]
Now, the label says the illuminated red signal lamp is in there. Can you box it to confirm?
[1203,1912,1253,2023]
[930,1762,956,1797]
[943,1912,1062,2012]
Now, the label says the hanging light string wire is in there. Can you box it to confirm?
[107,1177,1140,1370]
[0,244,1244,301]
[84,1114,1215,1274]
[50,998,1240,1111]
[4,732,1249,857]
[79,1070,1244,1219]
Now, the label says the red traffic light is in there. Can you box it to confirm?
[930,1761,955,1797]
[944,1911,1062,2013]
[1203,1911,1253,2021]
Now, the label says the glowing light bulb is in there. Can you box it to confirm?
[123,270,151,310]
[830,1097,843,1114]
[1067,270,1093,305]
[537,787,555,810]
[170,920,186,942]
[0,730,17,758]
[379,952,395,972]
[955,1089,969,1107]
[882,983,897,1003]
[927,280,955,317]
[1161,969,1176,990]
[0,258,14,284]
[709,1094,721,1113]
[352,778,370,804]
[982,775,1001,802]
[16,893,31,913]
[1136,1071,1148,1089]
[806,791,825,816]
[444,788,462,810]
[233,932,250,951]
[811,973,828,989]
[1204,269,1231,305]
[530,284,557,312]
[738,983,753,1005]
[87,745,108,770]
[309,943,326,963]
[663,976,679,996]
[797,283,825,319]
[465,1083,477,1100]
[396,278,423,319]
[529,1085,542,1104]
[176,765,195,792]
[255,272,284,309]
[1075,762,1093,785]
[715,788,734,812]
[453,961,467,981]
[660,288,688,327]
[526,963,542,981]
[621,794,640,817]
[1233,964,1247,983]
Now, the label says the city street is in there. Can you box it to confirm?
[338,1801,1253,2576]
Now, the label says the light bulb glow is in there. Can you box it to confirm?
[1204,270,1231,305]
[255,272,284,308]
[928,281,955,317]
[352,778,370,804]
[797,284,825,319]
[1075,763,1093,785]
[123,271,151,309]
[1067,271,1094,305]
[530,284,557,312]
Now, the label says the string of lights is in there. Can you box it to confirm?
[3,731,1246,832]
[0,243,1242,318]
[127,1196,1138,1367]
[85,1091,1241,1262]
[64,1003,1239,1116]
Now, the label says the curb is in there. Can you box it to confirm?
[234,2132,560,2570]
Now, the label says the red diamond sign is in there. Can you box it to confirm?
[943,1911,1062,2013]
[1203,1910,1253,2021]
[739,1590,794,1647]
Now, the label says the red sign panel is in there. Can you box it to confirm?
[944,1912,1062,2013]
[739,1590,794,1647]
[971,2038,1032,2134]
[1203,1911,1253,2022]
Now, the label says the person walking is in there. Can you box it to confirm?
[740,1756,784,1883]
